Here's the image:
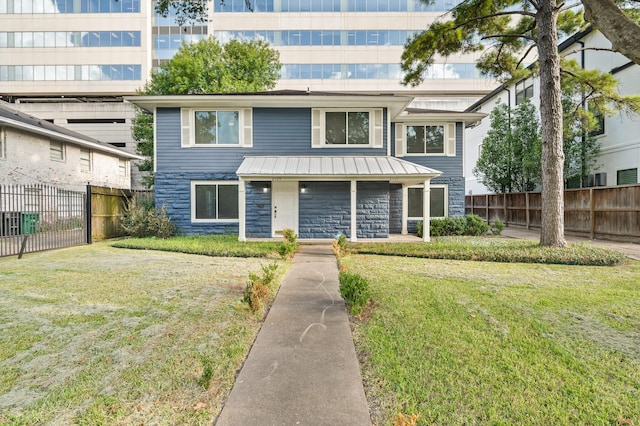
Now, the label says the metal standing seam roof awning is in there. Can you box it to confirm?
[236,156,442,184]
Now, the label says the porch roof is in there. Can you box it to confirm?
[236,156,441,183]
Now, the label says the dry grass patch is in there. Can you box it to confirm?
[0,242,288,425]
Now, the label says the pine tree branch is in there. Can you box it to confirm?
[560,2,582,12]
[560,47,616,58]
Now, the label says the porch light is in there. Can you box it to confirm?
[262,185,269,193]
[300,184,307,193]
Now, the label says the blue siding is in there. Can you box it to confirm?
[155,107,389,174]
[356,182,389,238]
[407,175,465,234]
[155,172,239,235]
[299,182,351,238]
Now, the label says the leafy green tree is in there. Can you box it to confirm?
[474,99,541,193]
[133,37,281,187]
[562,92,601,188]
[401,0,640,247]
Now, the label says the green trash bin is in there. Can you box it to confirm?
[21,212,40,234]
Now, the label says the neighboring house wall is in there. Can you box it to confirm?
[464,29,640,195]
[0,126,131,191]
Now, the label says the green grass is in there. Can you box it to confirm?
[111,234,285,258]
[0,242,289,425]
[342,254,640,425]
[348,236,626,266]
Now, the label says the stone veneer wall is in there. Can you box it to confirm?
[298,181,351,238]
[155,172,239,235]
[389,184,403,234]
[246,181,272,238]
[356,181,389,238]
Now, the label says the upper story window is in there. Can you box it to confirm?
[0,31,141,48]
[118,159,128,177]
[50,140,65,161]
[280,63,486,81]
[215,30,419,47]
[407,125,445,154]
[0,64,142,81]
[395,123,456,157]
[181,108,253,148]
[515,77,534,105]
[213,0,463,12]
[0,0,140,13]
[80,148,92,171]
[312,108,383,148]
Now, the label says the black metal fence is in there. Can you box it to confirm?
[0,184,87,257]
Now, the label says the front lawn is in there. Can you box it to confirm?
[342,254,640,425]
[111,234,284,258]
[0,243,287,425]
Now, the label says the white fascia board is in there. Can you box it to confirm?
[0,116,143,160]
[125,94,414,119]
[396,111,487,124]
[237,173,441,182]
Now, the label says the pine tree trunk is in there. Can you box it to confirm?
[537,0,567,247]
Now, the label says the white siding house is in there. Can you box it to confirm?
[464,27,640,195]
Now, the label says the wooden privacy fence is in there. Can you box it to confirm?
[466,184,640,242]
[88,185,153,241]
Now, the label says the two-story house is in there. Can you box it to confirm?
[128,91,483,241]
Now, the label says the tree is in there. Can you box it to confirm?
[401,0,640,247]
[133,37,281,186]
[473,99,541,193]
[582,0,640,65]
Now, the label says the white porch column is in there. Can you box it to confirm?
[350,179,358,242]
[401,184,408,235]
[422,180,431,242]
[238,178,246,242]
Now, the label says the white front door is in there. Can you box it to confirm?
[272,181,298,236]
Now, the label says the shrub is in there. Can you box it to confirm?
[243,262,279,313]
[490,219,505,235]
[339,271,370,316]
[121,197,175,238]
[278,228,298,259]
[332,233,348,256]
[465,214,489,236]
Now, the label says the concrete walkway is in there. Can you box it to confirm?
[215,244,371,425]
[501,227,640,260]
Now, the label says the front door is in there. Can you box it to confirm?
[272,181,298,236]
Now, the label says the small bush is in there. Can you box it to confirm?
[121,197,175,238]
[243,262,279,313]
[339,271,370,316]
[490,219,505,235]
[465,214,489,236]
[332,233,348,256]
[278,228,298,259]
[417,215,489,238]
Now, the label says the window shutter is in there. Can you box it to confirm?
[181,108,191,147]
[372,108,383,148]
[311,108,322,148]
[446,123,456,157]
[395,123,405,157]
[241,108,253,147]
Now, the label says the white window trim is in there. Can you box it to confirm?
[395,123,456,157]
[407,184,448,219]
[50,140,65,162]
[312,108,383,148]
[190,180,240,223]
[0,127,5,159]
[181,108,253,148]
[118,159,128,177]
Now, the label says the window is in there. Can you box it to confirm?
[395,123,455,157]
[79,148,91,171]
[312,108,383,148]
[0,127,5,159]
[407,185,447,218]
[515,77,534,105]
[118,159,127,176]
[191,181,239,222]
[326,111,369,145]
[617,168,638,185]
[589,108,605,137]
[181,109,252,147]
[50,140,65,161]
[195,111,239,145]
[407,125,445,154]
